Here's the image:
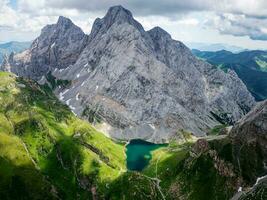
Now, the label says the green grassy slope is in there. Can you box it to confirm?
[107,138,241,200]
[0,72,125,199]
[0,72,264,200]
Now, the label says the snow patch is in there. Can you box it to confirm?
[254,174,267,186]
[81,81,86,87]
[51,42,55,48]
[76,93,79,100]
[66,99,71,106]
[40,76,45,82]
[84,63,88,67]
[69,105,75,110]
[76,73,80,78]
[71,110,77,116]
[59,89,69,100]
[149,124,156,130]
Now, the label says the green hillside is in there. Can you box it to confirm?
[0,72,125,199]
[0,72,264,199]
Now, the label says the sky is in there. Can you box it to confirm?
[1,0,267,49]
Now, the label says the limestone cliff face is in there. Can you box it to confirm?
[0,54,11,72]
[2,16,87,80]
[229,100,267,199]
[230,100,267,182]
[1,6,255,143]
[230,100,267,145]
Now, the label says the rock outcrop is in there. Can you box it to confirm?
[1,6,255,143]
[0,54,11,72]
[229,100,267,199]
[230,100,267,183]
[2,16,87,80]
[230,100,267,153]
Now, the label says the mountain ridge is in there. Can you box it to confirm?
[192,49,267,101]
[1,5,255,143]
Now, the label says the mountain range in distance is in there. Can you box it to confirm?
[186,42,246,53]
[192,49,267,101]
[0,41,31,64]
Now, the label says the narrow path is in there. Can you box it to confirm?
[21,141,40,170]
[139,173,166,200]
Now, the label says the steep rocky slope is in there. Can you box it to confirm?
[230,100,267,183]
[192,49,267,101]
[1,6,255,143]
[2,16,87,80]
[229,100,267,199]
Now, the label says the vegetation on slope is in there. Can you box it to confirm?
[0,72,125,199]
[0,72,265,200]
[107,138,242,200]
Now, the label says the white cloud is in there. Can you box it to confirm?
[205,12,267,40]
[0,0,267,48]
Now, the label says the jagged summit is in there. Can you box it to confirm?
[57,16,73,24]
[89,5,146,41]
[148,26,172,39]
[55,16,76,30]
[106,5,133,20]
[2,5,255,143]
[40,16,75,37]
[3,15,87,80]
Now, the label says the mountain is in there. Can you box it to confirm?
[192,49,267,101]
[230,100,267,199]
[1,6,255,143]
[0,17,87,80]
[187,42,245,53]
[110,100,267,200]
[0,41,30,64]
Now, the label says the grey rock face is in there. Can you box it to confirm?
[0,54,11,72]
[2,16,87,80]
[1,6,256,143]
[229,100,267,198]
[230,100,267,161]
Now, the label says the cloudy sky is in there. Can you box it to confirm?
[1,0,267,49]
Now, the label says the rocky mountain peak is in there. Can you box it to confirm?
[106,5,133,21]
[3,6,256,143]
[38,16,84,41]
[148,26,172,40]
[57,16,73,26]
[4,16,87,80]
[89,5,145,41]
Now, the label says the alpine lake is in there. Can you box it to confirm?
[126,139,167,171]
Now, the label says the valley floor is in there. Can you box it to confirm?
[0,72,266,200]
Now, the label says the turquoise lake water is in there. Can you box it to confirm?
[126,139,167,171]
